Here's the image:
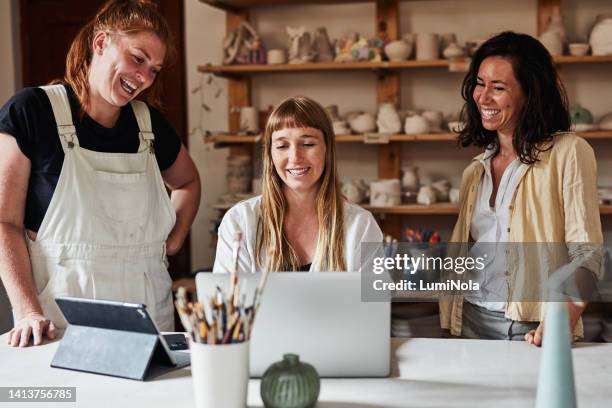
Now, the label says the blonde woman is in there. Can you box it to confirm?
[213,96,382,273]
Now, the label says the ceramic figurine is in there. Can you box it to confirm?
[334,33,359,62]
[287,26,316,64]
[404,114,430,135]
[431,179,451,202]
[440,33,457,54]
[417,185,437,206]
[223,21,260,64]
[349,113,377,133]
[590,15,612,56]
[247,37,266,64]
[421,110,444,132]
[351,37,372,61]
[314,27,334,62]
[401,166,420,192]
[377,103,402,134]
[368,37,385,62]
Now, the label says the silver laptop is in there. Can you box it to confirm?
[195,272,390,377]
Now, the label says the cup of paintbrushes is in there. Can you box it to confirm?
[190,339,250,408]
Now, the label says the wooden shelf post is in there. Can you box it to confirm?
[376,0,403,239]
[226,10,254,158]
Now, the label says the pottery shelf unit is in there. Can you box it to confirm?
[205,130,612,145]
[198,54,612,77]
[200,0,612,239]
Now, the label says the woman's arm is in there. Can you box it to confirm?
[161,145,201,256]
[0,133,56,346]
[526,137,603,346]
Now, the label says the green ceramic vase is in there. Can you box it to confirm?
[260,353,320,408]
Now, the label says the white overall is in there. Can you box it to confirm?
[26,85,177,331]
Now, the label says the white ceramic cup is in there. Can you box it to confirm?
[240,106,259,133]
[416,33,440,60]
[190,340,250,408]
[267,49,286,64]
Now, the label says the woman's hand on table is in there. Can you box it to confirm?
[524,301,585,346]
[7,312,56,347]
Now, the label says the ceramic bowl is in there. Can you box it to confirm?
[384,40,412,61]
[568,43,590,56]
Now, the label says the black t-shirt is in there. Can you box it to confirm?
[0,85,181,232]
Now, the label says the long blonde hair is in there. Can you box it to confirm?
[63,0,175,114]
[257,96,346,272]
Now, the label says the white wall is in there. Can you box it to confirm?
[186,0,612,265]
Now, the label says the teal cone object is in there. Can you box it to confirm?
[260,354,320,408]
[535,302,577,408]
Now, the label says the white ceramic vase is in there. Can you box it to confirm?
[377,103,402,134]
[401,166,420,192]
[416,33,439,60]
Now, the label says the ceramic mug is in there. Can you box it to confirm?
[267,49,286,64]
[240,106,259,133]
[416,33,440,60]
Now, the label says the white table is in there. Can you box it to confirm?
[1,334,611,408]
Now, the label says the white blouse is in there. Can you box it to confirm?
[212,196,383,273]
[465,150,528,312]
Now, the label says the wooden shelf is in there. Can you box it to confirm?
[198,56,612,77]
[362,204,612,215]
[205,131,612,144]
[200,0,432,12]
[363,203,459,215]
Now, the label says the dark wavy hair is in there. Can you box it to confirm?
[458,31,571,164]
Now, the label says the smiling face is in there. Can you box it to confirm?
[271,127,327,196]
[473,56,526,136]
[89,30,166,108]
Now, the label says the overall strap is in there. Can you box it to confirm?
[40,85,79,151]
[130,100,155,153]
